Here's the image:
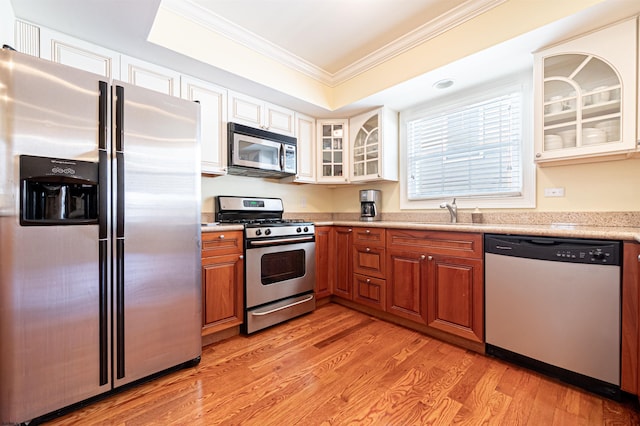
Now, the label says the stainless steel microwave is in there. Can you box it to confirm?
[227,122,297,178]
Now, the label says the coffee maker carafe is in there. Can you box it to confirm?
[360,189,381,222]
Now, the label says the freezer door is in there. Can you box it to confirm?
[0,51,110,424]
[112,81,201,388]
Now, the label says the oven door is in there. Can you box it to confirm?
[245,237,316,308]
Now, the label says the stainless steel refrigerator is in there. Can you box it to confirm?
[0,49,202,424]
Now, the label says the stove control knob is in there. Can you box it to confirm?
[296,227,302,233]
[265,229,271,236]
[303,226,309,232]
[255,229,262,236]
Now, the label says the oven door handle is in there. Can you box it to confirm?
[247,236,315,247]
[250,295,315,316]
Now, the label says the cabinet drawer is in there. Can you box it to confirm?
[202,231,243,257]
[353,273,385,311]
[353,227,385,247]
[386,229,482,259]
[353,244,385,279]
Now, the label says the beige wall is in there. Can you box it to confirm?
[202,156,640,214]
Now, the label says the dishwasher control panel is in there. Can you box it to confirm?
[484,234,621,265]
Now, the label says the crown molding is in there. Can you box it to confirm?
[160,0,506,87]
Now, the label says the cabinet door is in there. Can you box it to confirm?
[40,27,120,79]
[317,119,349,183]
[353,244,385,279]
[120,55,181,96]
[333,227,353,299]
[265,103,295,136]
[314,226,334,299]
[350,109,381,181]
[202,253,244,334]
[353,274,385,311]
[181,76,228,175]
[427,255,483,343]
[622,242,639,394]
[386,250,428,324]
[534,18,637,164]
[294,113,316,183]
[228,91,263,128]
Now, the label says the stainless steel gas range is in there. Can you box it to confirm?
[215,196,316,333]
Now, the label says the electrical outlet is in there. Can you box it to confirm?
[544,187,565,197]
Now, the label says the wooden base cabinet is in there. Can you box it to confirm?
[353,274,386,311]
[201,231,244,335]
[333,227,354,299]
[314,226,334,299]
[427,255,484,343]
[386,250,429,324]
[386,229,484,342]
[622,242,639,396]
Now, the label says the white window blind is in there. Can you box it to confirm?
[406,87,523,200]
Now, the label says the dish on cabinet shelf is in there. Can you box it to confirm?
[594,119,620,142]
[557,129,576,148]
[582,127,606,145]
[544,134,563,150]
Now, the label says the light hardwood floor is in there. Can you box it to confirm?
[44,303,639,425]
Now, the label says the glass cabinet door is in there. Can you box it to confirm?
[543,53,621,153]
[534,17,636,164]
[320,122,345,179]
[352,115,380,178]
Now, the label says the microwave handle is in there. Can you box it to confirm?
[279,144,284,171]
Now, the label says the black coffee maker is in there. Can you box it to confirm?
[359,189,381,222]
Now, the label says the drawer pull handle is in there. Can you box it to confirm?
[365,229,371,234]
[366,247,371,252]
[366,279,371,283]
[239,255,244,260]
[218,234,225,239]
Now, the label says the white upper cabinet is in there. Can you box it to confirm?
[316,119,349,184]
[40,27,120,79]
[294,113,316,183]
[181,76,228,175]
[120,55,181,97]
[534,18,637,165]
[228,91,295,136]
[349,107,398,182]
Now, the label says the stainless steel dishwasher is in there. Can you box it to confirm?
[484,234,621,399]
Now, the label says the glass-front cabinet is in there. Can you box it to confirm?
[317,119,349,183]
[533,18,637,164]
[349,107,398,182]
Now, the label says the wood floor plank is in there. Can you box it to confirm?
[41,304,640,426]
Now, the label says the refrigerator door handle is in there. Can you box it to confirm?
[99,81,108,151]
[113,84,126,380]
[115,85,124,152]
[98,239,109,385]
[116,238,125,379]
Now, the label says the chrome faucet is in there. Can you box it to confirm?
[440,198,457,223]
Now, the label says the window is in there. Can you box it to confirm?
[400,72,535,209]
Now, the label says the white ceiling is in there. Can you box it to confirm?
[9,0,640,118]
[185,0,470,76]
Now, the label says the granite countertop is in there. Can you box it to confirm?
[314,221,640,242]
[202,220,640,242]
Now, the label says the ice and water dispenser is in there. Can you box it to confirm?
[20,155,99,225]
